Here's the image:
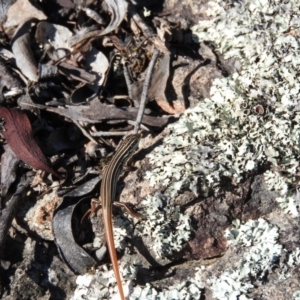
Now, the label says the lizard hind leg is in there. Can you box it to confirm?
[81,198,101,223]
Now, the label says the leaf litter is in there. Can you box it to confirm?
[0,0,196,299]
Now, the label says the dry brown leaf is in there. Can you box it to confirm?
[0,107,60,177]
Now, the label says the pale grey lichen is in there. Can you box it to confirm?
[205,219,282,299]
[145,0,300,217]
[71,262,137,300]
[294,290,300,300]
[278,247,300,297]
[71,262,203,300]
[201,219,300,299]
[225,219,282,277]
[114,195,191,256]
[114,193,191,259]
[207,268,254,300]
[264,170,299,217]
[137,193,191,258]
[130,281,203,300]
[113,216,134,251]
[286,247,300,267]
[264,170,289,197]
[279,247,300,280]
[275,195,299,217]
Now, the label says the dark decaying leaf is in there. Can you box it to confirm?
[0,144,19,197]
[44,100,169,127]
[58,62,97,83]
[53,176,101,274]
[39,61,97,84]
[38,64,59,79]
[0,107,60,177]
[46,125,83,152]
[148,54,171,105]
[53,204,97,274]
[0,55,23,96]
[19,97,169,127]
[11,18,38,82]
[0,172,33,260]
[69,83,97,104]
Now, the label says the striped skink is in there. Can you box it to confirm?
[101,133,142,300]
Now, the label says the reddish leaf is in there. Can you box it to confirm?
[0,107,60,177]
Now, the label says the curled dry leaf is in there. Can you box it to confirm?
[0,107,60,177]
[54,203,97,274]
[56,0,74,9]
[101,0,128,36]
[35,21,73,53]
[3,0,46,29]
[84,47,109,91]
[132,54,184,114]
[11,18,38,82]
[68,0,128,48]
[53,177,101,274]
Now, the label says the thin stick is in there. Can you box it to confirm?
[92,131,127,137]
[127,120,149,131]
[128,4,154,37]
[122,60,133,100]
[73,120,98,144]
[133,49,159,134]
[0,174,32,259]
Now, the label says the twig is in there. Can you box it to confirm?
[133,49,159,134]
[92,131,127,137]
[135,35,154,52]
[0,173,33,260]
[73,120,98,144]
[127,120,149,131]
[128,4,154,37]
[122,60,133,99]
